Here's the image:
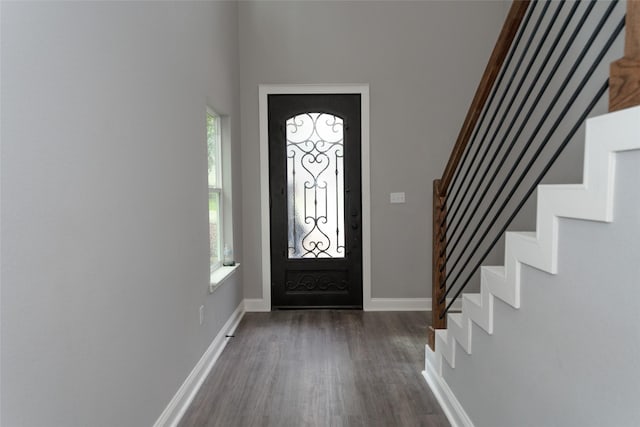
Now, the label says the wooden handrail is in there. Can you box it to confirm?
[438,0,531,196]
[610,0,640,112]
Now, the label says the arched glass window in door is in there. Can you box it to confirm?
[286,113,345,258]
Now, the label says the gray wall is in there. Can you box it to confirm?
[238,0,510,299]
[443,149,640,427]
[1,2,242,426]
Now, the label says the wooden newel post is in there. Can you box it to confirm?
[610,0,640,112]
[429,179,447,351]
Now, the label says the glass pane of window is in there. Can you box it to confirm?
[286,113,345,258]
[209,190,221,268]
[207,113,219,188]
[207,110,222,270]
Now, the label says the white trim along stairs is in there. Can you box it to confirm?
[423,105,640,427]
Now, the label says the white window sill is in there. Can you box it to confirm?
[209,263,240,294]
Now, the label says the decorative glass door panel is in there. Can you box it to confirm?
[286,113,345,258]
[269,94,362,309]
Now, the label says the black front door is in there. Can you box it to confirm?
[269,94,362,309]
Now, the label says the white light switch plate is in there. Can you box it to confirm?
[390,192,405,204]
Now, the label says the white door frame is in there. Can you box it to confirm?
[257,84,371,311]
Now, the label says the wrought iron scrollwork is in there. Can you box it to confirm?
[286,113,345,258]
[285,274,348,292]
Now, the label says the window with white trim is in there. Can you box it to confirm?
[207,109,223,272]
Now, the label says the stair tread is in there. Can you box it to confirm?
[483,265,505,274]
[509,231,537,241]
[435,329,448,340]
[463,293,481,306]
[448,312,463,327]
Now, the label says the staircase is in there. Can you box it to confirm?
[424,106,640,426]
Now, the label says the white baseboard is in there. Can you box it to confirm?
[423,351,474,427]
[153,301,245,427]
[367,298,431,311]
[241,297,463,312]
[244,298,270,312]
[365,298,462,311]
[243,297,461,312]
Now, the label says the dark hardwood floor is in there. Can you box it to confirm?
[179,311,450,427]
